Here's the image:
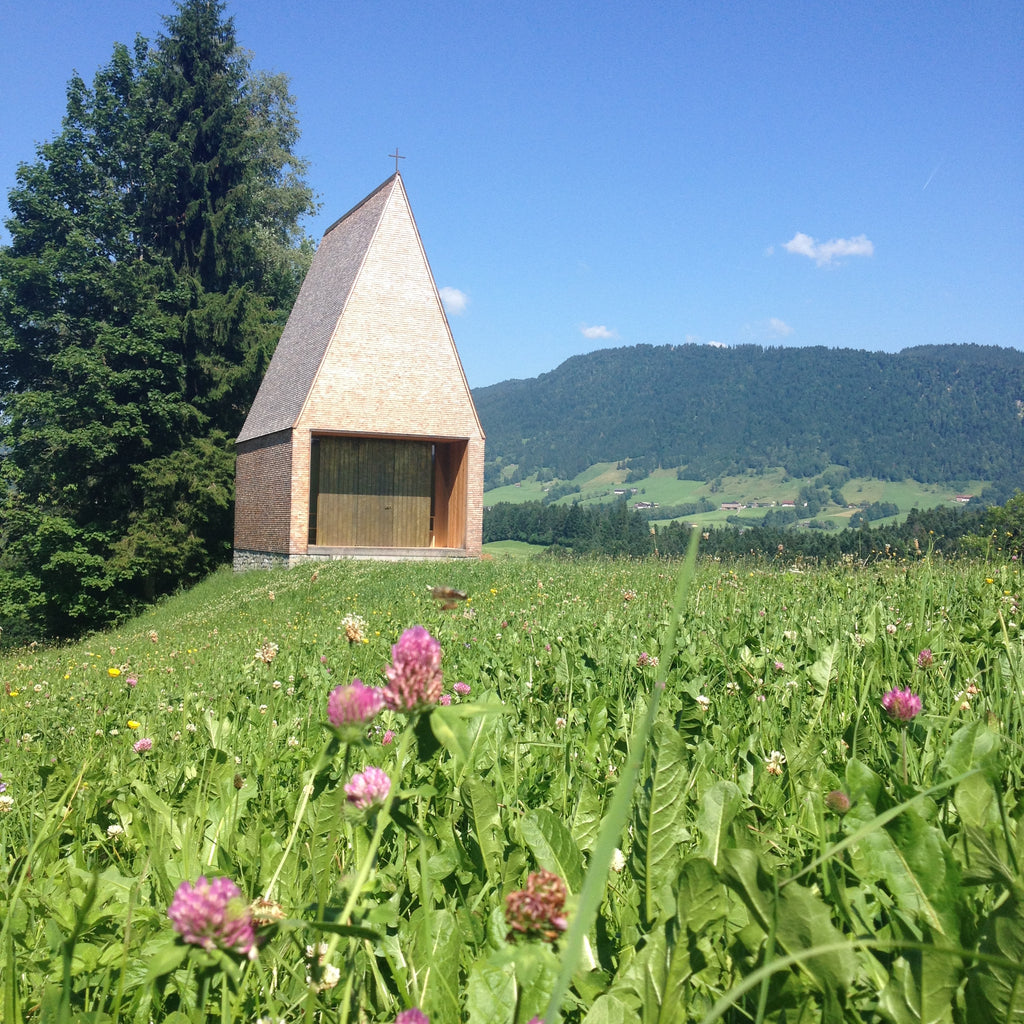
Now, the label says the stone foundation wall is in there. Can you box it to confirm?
[233,547,479,572]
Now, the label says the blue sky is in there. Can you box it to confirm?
[2,0,1021,387]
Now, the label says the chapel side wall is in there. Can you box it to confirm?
[289,430,312,556]
[464,436,485,556]
[234,431,293,556]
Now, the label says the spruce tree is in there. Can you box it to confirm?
[0,1,316,642]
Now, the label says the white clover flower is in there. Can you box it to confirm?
[0,794,14,812]
[696,694,711,710]
[610,848,627,872]
[764,750,787,775]
[106,823,124,838]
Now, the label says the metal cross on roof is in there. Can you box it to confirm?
[389,148,405,174]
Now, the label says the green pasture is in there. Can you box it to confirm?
[485,462,985,531]
[482,540,549,557]
[1,552,1022,1022]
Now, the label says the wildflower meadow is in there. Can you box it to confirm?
[1,547,1023,1022]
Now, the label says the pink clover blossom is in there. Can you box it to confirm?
[167,876,257,959]
[383,626,443,712]
[881,688,923,722]
[345,766,391,810]
[328,680,384,728]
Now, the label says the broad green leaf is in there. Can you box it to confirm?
[410,907,463,1023]
[467,949,517,1024]
[431,697,506,779]
[676,856,729,934]
[721,848,857,994]
[520,807,586,893]
[141,936,188,983]
[966,892,1024,1022]
[845,798,963,939]
[509,942,561,1023]
[877,938,961,1024]
[940,719,1000,782]
[808,639,840,689]
[695,781,742,866]
[570,782,604,853]
[465,776,506,886]
[953,771,999,832]
[631,721,689,925]
[581,992,636,1024]
[615,916,697,1024]
[431,706,481,769]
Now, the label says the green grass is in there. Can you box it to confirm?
[482,540,549,557]
[2,553,1022,1022]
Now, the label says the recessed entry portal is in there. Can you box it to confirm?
[308,436,468,549]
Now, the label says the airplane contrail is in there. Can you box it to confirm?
[922,159,944,190]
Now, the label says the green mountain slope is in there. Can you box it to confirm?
[472,343,1024,488]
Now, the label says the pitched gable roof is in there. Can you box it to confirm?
[237,175,400,443]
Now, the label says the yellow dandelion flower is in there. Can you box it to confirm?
[108,667,121,677]
[127,720,140,730]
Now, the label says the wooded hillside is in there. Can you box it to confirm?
[473,343,1024,489]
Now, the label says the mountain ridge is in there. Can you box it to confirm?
[471,343,1024,489]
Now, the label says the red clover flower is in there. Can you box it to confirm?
[825,790,851,814]
[916,648,933,669]
[505,869,569,942]
[133,737,153,753]
[345,766,391,810]
[328,680,384,728]
[395,1010,430,1024]
[167,876,257,959]
[383,626,443,712]
[881,688,923,723]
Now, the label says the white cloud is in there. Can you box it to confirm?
[581,324,617,340]
[439,286,469,315]
[783,232,874,266]
[769,317,793,337]
[707,340,727,348]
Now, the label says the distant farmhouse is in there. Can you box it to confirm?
[234,173,484,569]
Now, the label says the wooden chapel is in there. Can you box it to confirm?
[233,172,485,569]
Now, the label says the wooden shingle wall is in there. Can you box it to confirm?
[233,431,293,568]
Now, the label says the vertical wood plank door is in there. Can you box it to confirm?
[317,437,360,546]
[392,441,432,547]
[315,437,432,547]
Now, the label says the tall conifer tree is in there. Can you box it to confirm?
[0,1,316,641]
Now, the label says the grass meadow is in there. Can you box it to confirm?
[1,550,1023,1023]
[481,466,984,528]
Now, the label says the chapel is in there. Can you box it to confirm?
[233,173,485,569]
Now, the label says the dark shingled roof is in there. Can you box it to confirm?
[237,175,399,443]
